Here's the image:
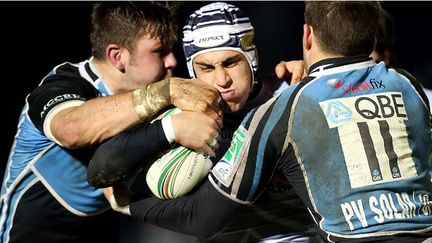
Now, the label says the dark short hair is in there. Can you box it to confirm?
[375,9,396,62]
[305,1,381,56]
[90,2,177,59]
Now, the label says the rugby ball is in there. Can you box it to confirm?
[146,108,213,200]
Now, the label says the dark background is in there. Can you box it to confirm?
[1,2,431,181]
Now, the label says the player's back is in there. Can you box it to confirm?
[288,57,432,241]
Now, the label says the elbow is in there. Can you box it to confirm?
[87,161,104,188]
[58,135,82,149]
[87,152,115,188]
[52,122,88,149]
[87,144,128,188]
[52,119,107,149]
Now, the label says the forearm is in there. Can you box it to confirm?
[51,92,142,148]
[130,180,243,239]
[51,79,172,148]
[88,121,169,188]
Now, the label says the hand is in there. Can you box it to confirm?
[275,60,307,85]
[169,78,222,122]
[103,185,134,215]
[171,111,221,157]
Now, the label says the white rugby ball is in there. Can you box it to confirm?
[146,108,213,200]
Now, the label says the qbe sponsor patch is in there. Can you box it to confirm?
[319,92,417,188]
[212,126,250,187]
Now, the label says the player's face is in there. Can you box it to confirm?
[193,50,252,113]
[124,34,177,89]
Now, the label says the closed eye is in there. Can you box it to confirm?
[195,63,215,72]
[154,46,172,57]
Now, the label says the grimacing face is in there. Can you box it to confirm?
[192,50,252,113]
[123,34,177,90]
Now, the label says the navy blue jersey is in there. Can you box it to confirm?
[0,58,112,242]
[210,57,432,241]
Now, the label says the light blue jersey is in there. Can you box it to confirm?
[0,58,111,242]
[211,56,432,241]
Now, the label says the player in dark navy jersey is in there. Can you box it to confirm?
[113,2,432,242]
[88,2,321,243]
[0,2,222,243]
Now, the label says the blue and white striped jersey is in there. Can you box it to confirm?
[210,56,432,241]
[0,58,111,242]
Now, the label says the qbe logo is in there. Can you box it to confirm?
[319,92,416,189]
[320,92,407,128]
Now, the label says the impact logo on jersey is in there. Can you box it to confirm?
[212,125,250,187]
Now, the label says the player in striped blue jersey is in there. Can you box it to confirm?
[0,2,221,243]
[126,2,432,242]
[89,2,319,242]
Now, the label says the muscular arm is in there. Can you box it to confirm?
[130,180,243,239]
[29,75,221,149]
[50,91,141,148]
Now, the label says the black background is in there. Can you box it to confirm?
[1,2,431,181]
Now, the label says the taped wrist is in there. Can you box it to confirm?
[107,193,131,216]
[161,116,176,144]
[132,78,170,121]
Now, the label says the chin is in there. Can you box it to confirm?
[224,103,241,113]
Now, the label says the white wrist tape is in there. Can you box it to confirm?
[161,116,176,144]
[107,194,131,216]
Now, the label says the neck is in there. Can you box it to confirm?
[305,50,343,73]
[92,58,126,94]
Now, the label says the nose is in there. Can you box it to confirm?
[215,66,232,88]
[164,52,177,70]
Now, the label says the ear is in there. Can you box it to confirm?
[106,44,125,72]
[303,24,313,51]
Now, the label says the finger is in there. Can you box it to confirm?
[210,131,219,140]
[207,134,220,151]
[205,110,223,129]
[290,66,302,85]
[275,62,287,79]
[290,61,306,85]
[216,116,223,129]
[200,143,216,158]
[205,109,218,120]
[209,96,223,114]
[207,137,218,148]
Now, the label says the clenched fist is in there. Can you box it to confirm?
[169,78,222,122]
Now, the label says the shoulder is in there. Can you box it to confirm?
[244,73,288,111]
[391,67,430,110]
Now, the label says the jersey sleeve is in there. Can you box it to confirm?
[87,120,170,188]
[27,74,99,134]
[129,180,243,239]
[210,85,299,204]
[128,85,301,238]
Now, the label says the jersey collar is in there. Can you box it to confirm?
[88,57,113,96]
[308,56,376,77]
